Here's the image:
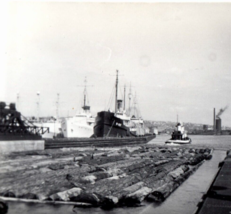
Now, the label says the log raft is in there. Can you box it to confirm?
[0,146,213,209]
[45,135,156,149]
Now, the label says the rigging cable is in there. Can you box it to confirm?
[106,86,115,111]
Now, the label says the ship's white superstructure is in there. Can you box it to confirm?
[61,77,95,138]
[112,84,148,136]
[129,116,145,135]
[126,89,148,136]
[165,121,191,145]
[61,110,95,138]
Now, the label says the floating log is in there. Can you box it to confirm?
[70,191,101,206]
[18,193,39,200]
[168,165,189,179]
[100,160,187,207]
[121,187,152,205]
[147,160,205,202]
[80,153,126,166]
[100,195,119,209]
[0,196,94,206]
[1,191,16,198]
[189,154,206,165]
[147,181,179,202]
[0,200,8,214]
[50,188,82,201]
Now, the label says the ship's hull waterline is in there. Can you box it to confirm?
[93,111,133,138]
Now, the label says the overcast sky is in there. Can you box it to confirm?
[1,2,231,126]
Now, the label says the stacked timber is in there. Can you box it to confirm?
[0,146,213,209]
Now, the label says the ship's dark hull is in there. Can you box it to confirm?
[45,111,156,148]
[93,111,132,138]
[165,130,191,144]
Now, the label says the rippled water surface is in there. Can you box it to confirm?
[7,135,231,214]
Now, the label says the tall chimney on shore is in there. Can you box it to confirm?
[213,108,216,134]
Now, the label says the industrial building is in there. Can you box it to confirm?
[213,106,228,135]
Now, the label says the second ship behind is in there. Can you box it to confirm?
[45,70,156,148]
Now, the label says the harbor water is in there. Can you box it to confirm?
[6,135,230,214]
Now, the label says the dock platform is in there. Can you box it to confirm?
[195,150,231,214]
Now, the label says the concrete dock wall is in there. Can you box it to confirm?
[0,140,44,153]
[194,149,231,214]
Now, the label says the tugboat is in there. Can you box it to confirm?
[165,122,191,145]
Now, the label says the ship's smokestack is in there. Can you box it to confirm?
[117,99,123,112]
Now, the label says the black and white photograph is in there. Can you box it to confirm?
[0,1,231,214]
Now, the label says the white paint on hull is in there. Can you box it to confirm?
[61,117,94,138]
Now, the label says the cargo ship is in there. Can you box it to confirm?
[45,70,155,149]
[93,70,153,138]
[93,110,133,138]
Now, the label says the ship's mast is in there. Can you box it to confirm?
[83,77,87,107]
[128,83,132,116]
[16,92,20,111]
[133,91,138,117]
[123,84,126,111]
[56,93,60,120]
[77,77,93,112]
[115,70,118,113]
[36,91,40,121]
